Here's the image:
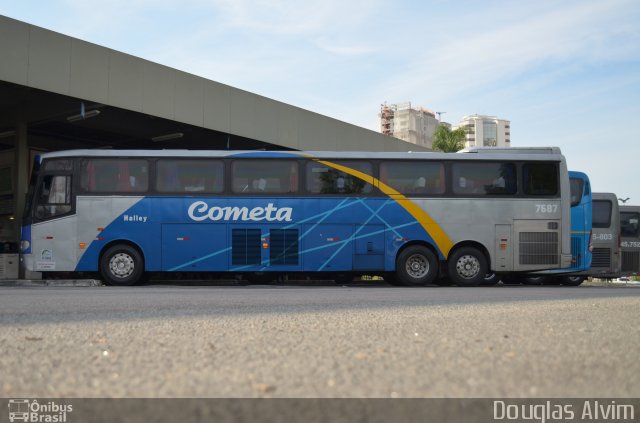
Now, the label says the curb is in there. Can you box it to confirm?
[0,279,103,287]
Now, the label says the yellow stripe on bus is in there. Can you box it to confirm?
[315,159,454,257]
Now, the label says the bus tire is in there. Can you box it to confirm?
[100,244,144,286]
[447,247,487,287]
[396,245,438,286]
[561,275,585,286]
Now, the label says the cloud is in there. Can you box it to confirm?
[208,0,381,35]
[313,37,376,56]
[379,0,640,111]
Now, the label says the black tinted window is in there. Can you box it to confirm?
[380,161,444,195]
[157,160,223,193]
[621,212,639,237]
[452,162,516,196]
[523,163,558,196]
[232,160,298,194]
[569,177,584,207]
[306,161,373,194]
[592,200,612,228]
[80,159,148,193]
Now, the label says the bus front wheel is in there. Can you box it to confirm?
[395,245,438,286]
[100,244,145,286]
[447,247,488,287]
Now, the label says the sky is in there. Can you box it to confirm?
[1,0,639,202]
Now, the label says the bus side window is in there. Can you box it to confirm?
[232,160,298,194]
[306,161,372,195]
[379,161,444,195]
[157,159,223,194]
[523,163,558,196]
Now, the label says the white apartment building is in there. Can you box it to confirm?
[379,102,442,148]
[456,114,511,148]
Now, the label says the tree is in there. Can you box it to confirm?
[431,125,467,152]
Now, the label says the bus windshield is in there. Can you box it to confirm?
[621,212,639,237]
[569,177,584,207]
[592,200,612,228]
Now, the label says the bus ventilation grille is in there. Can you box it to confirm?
[232,229,262,266]
[270,229,299,266]
[591,248,611,268]
[570,236,582,269]
[621,251,639,273]
[519,232,559,265]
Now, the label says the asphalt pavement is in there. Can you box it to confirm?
[1,284,639,398]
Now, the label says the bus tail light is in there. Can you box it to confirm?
[588,230,593,252]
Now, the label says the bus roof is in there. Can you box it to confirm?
[37,148,566,162]
[460,147,562,155]
[592,192,619,201]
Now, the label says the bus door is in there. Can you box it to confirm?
[30,159,76,272]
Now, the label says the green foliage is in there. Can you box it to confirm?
[432,125,467,152]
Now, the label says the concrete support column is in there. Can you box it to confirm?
[15,123,28,225]
[14,123,39,279]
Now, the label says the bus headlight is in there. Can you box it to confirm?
[20,240,30,252]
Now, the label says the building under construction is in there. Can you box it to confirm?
[379,102,444,149]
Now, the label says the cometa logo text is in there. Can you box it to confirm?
[188,201,293,222]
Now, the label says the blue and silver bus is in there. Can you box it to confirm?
[561,171,594,285]
[20,148,574,286]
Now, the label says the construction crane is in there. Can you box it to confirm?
[435,111,446,121]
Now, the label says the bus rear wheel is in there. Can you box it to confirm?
[100,244,144,286]
[395,245,438,286]
[447,247,488,287]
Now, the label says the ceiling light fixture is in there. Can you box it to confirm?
[67,109,101,122]
[0,130,16,139]
[151,132,184,142]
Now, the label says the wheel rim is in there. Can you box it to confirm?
[405,253,429,279]
[567,276,580,282]
[109,252,135,279]
[455,254,480,279]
